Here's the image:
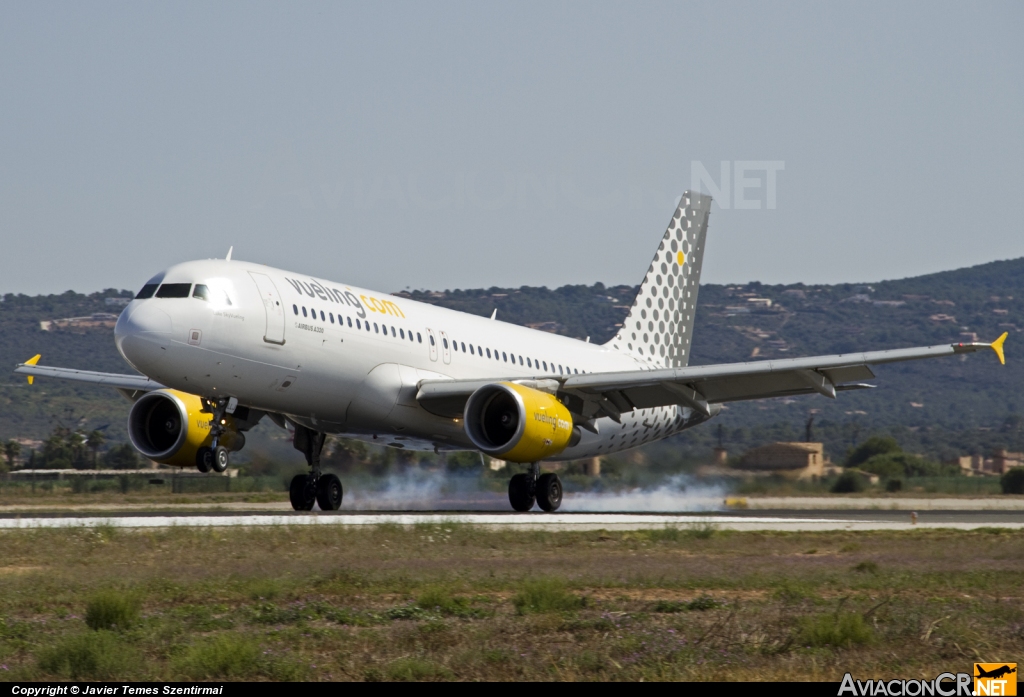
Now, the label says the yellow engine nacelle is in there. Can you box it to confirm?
[127,389,243,467]
[464,382,577,463]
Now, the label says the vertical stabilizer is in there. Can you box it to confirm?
[605,191,712,368]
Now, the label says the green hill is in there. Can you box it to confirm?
[2,258,1022,464]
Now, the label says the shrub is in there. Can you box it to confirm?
[885,479,903,492]
[85,590,141,631]
[417,586,482,617]
[831,471,866,493]
[173,634,261,678]
[38,631,141,679]
[512,578,585,614]
[860,453,953,478]
[797,612,873,648]
[1001,467,1024,495]
[846,436,901,468]
[853,560,879,574]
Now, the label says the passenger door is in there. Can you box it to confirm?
[248,272,286,345]
[426,328,438,361]
[438,330,452,365]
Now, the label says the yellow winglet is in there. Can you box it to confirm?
[991,332,1007,365]
[24,354,41,385]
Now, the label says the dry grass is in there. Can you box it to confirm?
[0,524,1021,681]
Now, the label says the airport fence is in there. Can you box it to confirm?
[0,472,287,496]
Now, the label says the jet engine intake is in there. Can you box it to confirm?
[127,389,242,467]
[464,382,577,463]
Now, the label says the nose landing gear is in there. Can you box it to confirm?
[508,463,562,512]
[288,425,343,511]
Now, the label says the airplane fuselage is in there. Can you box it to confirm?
[114,259,701,458]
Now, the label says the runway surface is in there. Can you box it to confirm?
[2,508,1024,531]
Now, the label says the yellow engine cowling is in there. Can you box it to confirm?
[464,382,576,463]
[127,389,243,467]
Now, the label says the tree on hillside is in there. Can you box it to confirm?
[845,436,901,468]
[41,427,75,469]
[102,443,139,469]
[2,440,20,473]
[85,430,105,469]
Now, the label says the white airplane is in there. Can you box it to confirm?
[14,192,1007,512]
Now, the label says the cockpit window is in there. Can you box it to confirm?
[191,284,232,305]
[135,284,158,299]
[156,283,192,298]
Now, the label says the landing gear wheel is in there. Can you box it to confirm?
[508,473,535,512]
[212,446,230,473]
[196,447,213,473]
[536,473,562,512]
[289,474,315,511]
[316,473,343,511]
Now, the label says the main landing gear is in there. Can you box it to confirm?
[508,463,562,513]
[288,424,343,511]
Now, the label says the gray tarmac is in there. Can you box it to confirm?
[1,508,1023,531]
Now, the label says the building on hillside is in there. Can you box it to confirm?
[958,450,1024,476]
[40,313,119,332]
[736,442,839,480]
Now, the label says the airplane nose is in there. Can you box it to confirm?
[115,302,174,366]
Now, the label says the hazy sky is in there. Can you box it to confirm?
[1,1,1021,296]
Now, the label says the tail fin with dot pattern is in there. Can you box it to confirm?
[605,191,712,369]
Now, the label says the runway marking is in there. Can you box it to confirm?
[1,513,1023,532]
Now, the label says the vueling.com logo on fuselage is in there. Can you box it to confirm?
[284,278,405,320]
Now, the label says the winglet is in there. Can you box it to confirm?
[991,332,1008,365]
[24,354,41,385]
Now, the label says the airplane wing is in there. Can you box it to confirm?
[416,334,1007,420]
[13,355,164,393]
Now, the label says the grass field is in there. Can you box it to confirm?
[0,524,1020,681]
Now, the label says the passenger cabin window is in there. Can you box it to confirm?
[293,304,298,315]
[391,326,396,337]
[374,323,379,333]
[417,333,422,343]
[355,319,361,328]
[543,361,547,371]
[486,348,491,358]
[469,345,475,355]
[156,283,192,299]
[502,352,507,362]
[135,284,158,299]
[330,313,334,323]
[461,342,466,352]
[347,317,353,327]
[400,329,405,339]
[443,338,448,349]
[320,310,325,321]
[429,335,435,345]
